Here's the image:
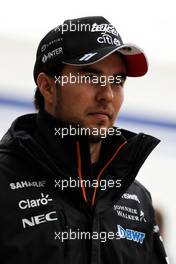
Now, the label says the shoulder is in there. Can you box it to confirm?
[117,180,155,224]
[124,180,154,214]
[133,180,152,200]
[127,179,152,203]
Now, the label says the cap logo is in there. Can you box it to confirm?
[42,47,63,63]
[79,52,98,61]
[91,23,118,36]
[41,38,63,52]
[97,33,121,46]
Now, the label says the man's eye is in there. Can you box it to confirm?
[83,73,95,78]
[82,74,99,85]
[113,76,126,87]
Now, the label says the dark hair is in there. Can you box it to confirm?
[33,63,64,110]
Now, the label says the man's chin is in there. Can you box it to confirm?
[85,125,110,143]
[64,120,111,141]
[86,134,103,143]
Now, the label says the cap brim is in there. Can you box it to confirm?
[62,44,148,77]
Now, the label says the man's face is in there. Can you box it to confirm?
[52,53,126,138]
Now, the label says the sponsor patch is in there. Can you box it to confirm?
[97,33,121,46]
[117,225,146,244]
[42,47,63,63]
[18,193,53,210]
[113,204,147,223]
[121,193,140,203]
[10,181,46,190]
[22,211,58,229]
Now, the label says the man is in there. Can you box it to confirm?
[0,16,168,263]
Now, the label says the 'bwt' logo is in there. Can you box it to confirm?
[117,225,145,244]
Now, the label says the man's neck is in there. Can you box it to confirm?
[89,142,102,164]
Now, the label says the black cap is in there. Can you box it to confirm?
[33,16,148,83]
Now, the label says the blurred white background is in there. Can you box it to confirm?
[0,0,175,262]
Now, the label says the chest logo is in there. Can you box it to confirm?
[113,205,147,223]
[117,225,145,244]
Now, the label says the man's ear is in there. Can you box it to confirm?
[37,73,55,104]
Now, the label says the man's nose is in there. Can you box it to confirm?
[95,82,114,103]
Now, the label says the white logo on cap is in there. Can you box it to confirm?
[41,38,63,52]
[97,33,121,46]
[42,47,63,63]
[91,23,118,36]
[42,55,48,63]
[79,52,98,62]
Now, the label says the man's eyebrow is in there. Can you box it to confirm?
[78,66,103,75]
[114,73,127,79]
[79,66,127,79]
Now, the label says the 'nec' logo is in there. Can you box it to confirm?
[22,211,58,229]
[79,52,97,62]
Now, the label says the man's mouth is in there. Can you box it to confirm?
[88,111,113,120]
